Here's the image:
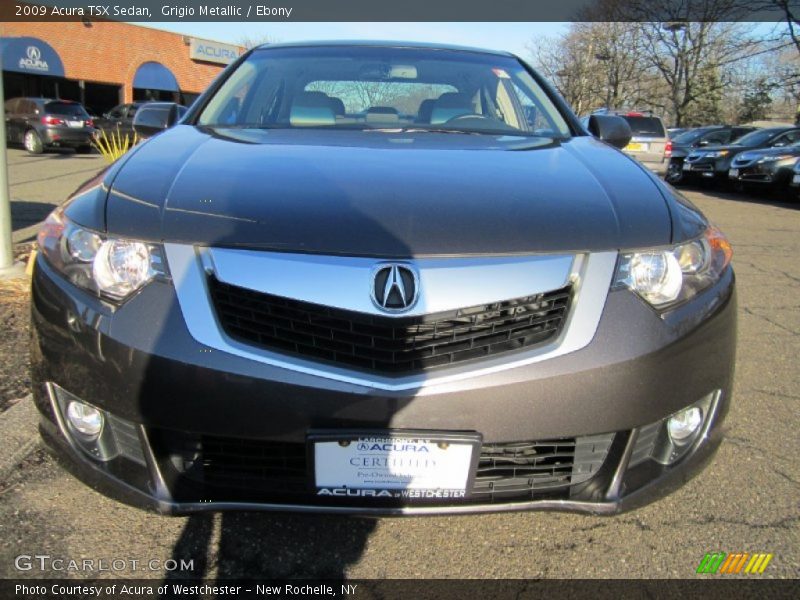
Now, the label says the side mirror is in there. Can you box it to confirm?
[772,141,786,147]
[587,115,632,149]
[132,102,184,138]
[698,140,709,147]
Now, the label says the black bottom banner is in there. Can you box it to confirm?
[1,579,799,600]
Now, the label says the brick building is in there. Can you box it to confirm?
[0,21,243,113]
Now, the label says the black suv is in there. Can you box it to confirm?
[666,126,758,184]
[4,98,95,154]
[93,102,146,144]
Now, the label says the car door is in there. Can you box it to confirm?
[121,104,139,140]
[19,100,39,141]
[99,104,125,135]
[4,99,19,142]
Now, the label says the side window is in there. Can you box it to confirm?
[108,105,124,119]
[731,128,750,142]
[22,100,37,114]
[770,133,791,146]
[4,99,18,113]
[783,130,800,144]
[125,105,138,119]
[702,131,729,144]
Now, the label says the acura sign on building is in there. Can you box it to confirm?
[188,37,242,65]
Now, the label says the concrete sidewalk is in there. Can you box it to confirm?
[0,395,39,481]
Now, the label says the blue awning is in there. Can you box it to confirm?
[132,62,179,92]
[0,37,65,77]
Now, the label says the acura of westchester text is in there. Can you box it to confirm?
[31,41,736,517]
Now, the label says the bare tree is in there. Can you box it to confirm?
[238,33,279,50]
[529,22,651,115]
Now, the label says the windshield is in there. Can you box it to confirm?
[734,129,781,147]
[197,46,571,137]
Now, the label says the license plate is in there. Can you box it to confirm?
[67,120,84,128]
[729,168,739,178]
[683,162,692,171]
[311,431,481,499]
[793,174,800,185]
[625,142,648,152]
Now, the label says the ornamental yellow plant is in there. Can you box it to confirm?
[91,127,139,163]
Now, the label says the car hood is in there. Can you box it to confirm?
[737,146,800,161]
[103,125,674,257]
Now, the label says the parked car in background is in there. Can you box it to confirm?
[682,127,800,184]
[93,102,146,144]
[791,159,800,198]
[131,102,187,139]
[666,125,759,184]
[728,141,800,195]
[4,97,95,154]
[589,110,670,176]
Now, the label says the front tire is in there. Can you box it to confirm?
[24,129,44,154]
[665,160,684,184]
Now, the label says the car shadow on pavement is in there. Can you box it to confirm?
[675,183,800,210]
[160,512,376,590]
[11,200,57,232]
[8,146,89,158]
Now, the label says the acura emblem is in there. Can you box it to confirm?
[26,46,41,61]
[371,264,418,312]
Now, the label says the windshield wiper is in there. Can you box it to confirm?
[360,127,484,135]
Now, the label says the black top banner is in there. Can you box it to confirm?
[0,0,793,22]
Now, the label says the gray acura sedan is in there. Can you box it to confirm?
[30,42,736,515]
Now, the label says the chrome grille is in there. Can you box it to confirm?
[208,277,571,375]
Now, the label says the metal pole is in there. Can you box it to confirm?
[0,61,15,271]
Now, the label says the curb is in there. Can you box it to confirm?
[0,262,27,281]
[0,395,40,481]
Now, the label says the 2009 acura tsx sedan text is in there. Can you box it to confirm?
[31,42,736,515]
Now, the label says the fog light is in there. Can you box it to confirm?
[667,407,703,444]
[66,401,104,439]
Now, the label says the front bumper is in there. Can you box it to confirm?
[729,162,792,186]
[30,253,737,515]
[681,158,728,179]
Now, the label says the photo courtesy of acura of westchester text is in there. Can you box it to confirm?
[0,0,797,591]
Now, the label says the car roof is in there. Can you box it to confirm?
[759,126,798,134]
[253,39,514,57]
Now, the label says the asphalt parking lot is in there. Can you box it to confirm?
[0,147,797,580]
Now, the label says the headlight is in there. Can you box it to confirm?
[37,209,167,301]
[759,154,792,163]
[614,225,732,309]
[705,150,729,158]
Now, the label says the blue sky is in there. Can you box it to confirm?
[134,22,569,59]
